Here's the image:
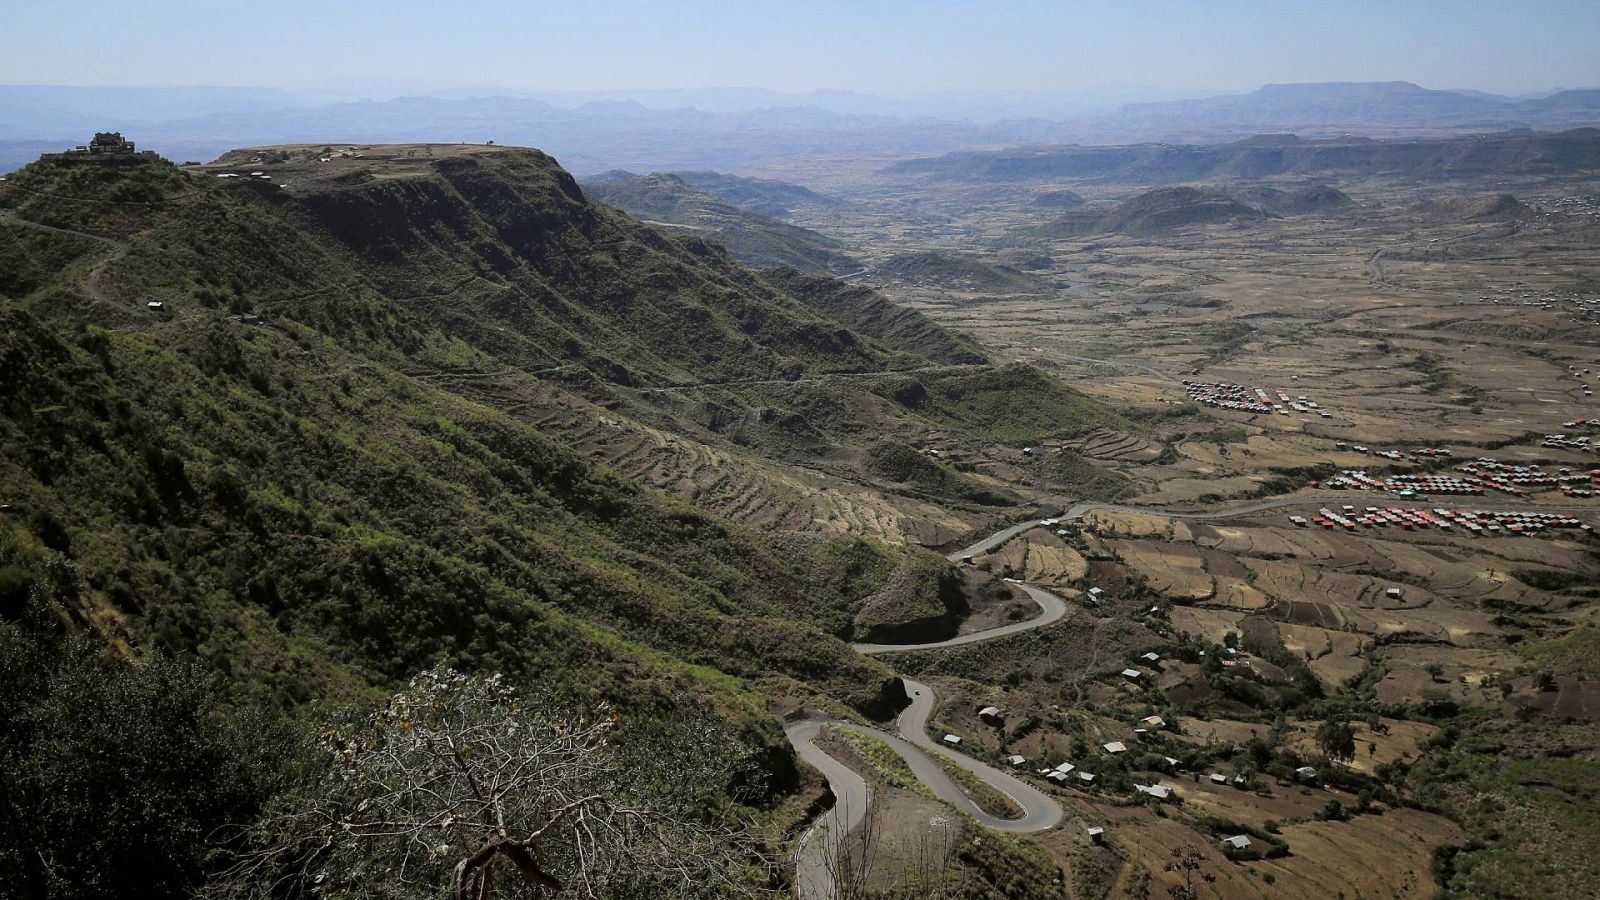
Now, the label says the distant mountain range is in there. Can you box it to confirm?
[1093,82,1600,142]
[889,127,1600,183]
[3,81,1599,175]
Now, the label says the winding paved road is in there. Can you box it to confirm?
[787,676,1065,899]
[786,720,872,900]
[786,513,1074,898]
[851,583,1068,656]
[787,493,1599,895]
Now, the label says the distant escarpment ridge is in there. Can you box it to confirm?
[1026,186,1271,238]
[888,127,1600,183]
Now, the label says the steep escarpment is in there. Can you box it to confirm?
[0,150,937,721]
[298,158,875,383]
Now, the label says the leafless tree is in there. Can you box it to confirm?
[211,666,762,900]
[818,793,878,900]
[895,817,958,898]
[1162,846,1215,900]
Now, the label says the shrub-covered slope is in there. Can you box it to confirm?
[0,145,1128,713]
[580,171,856,274]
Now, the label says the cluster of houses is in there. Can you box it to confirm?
[1565,365,1597,397]
[1457,459,1599,495]
[1529,193,1600,220]
[1333,442,1451,460]
[1183,381,1329,418]
[1319,458,1600,498]
[974,678,1309,856]
[215,171,274,181]
[1295,505,1592,536]
[1544,432,1599,457]
[979,654,1177,795]
[1319,469,1481,496]
[1469,285,1600,327]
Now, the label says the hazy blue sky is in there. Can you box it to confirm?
[4,0,1598,97]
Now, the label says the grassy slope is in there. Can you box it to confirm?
[581,171,856,273]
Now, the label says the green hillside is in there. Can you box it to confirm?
[1,147,1012,711]
[0,144,1136,895]
[580,171,857,273]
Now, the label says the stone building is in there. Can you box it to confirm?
[42,132,157,164]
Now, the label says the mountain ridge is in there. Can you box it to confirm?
[889,127,1600,183]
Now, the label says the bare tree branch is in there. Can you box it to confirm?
[209,666,767,900]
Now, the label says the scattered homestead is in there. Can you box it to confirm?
[1297,505,1592,536]
[1183,380,1330,417]
[1471,292,1600,327]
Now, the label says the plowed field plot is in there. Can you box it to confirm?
[1275,622,1368,688]
[1286,718,1437,774]
[977,528,1088,587]
[1250,809,1463,900]
[1127,474,1270,505]
[1081,508,1181,538]
[1533,680,1600,720]
[1107,539,1213,599]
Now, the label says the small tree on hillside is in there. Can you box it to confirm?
[1164,846,1216,900]
[213,666,760,899]
[1316,715,1357,766]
